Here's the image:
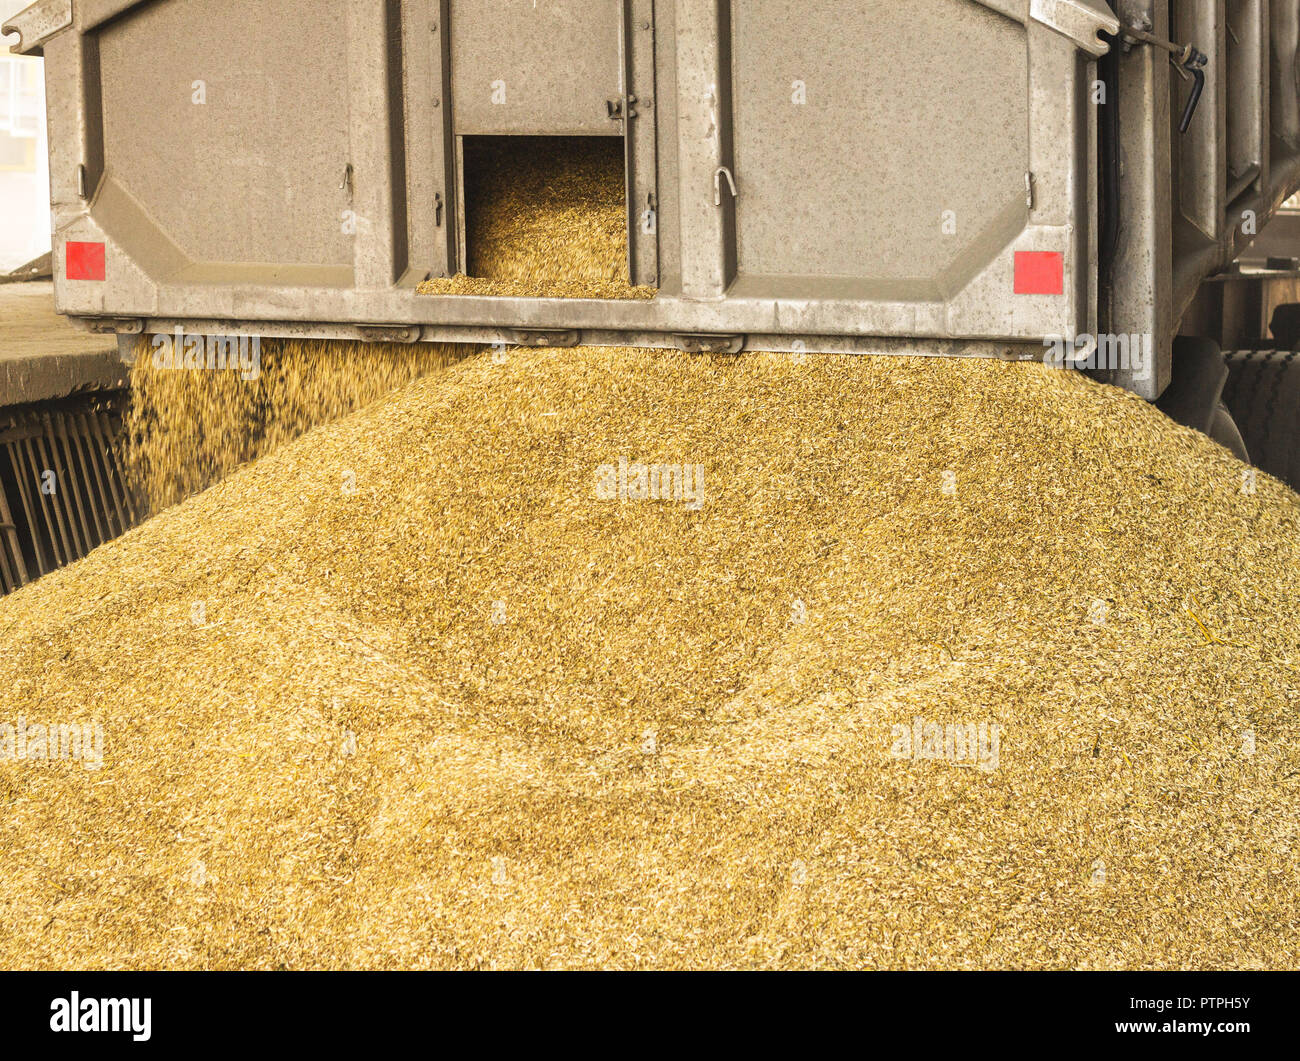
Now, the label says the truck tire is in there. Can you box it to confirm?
[1157,337,1250,463]
[1208,400,1250,464]
[1222,350,1300,490]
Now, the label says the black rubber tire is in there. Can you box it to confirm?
[1222,350,1300,490]
[1159,336,1231,436]
[1208,400,1250,464]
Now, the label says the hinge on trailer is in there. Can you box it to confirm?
[674,333,745,355]
[357,325,421,344]
[508,329,581,348]
[1,0,73,57]
[1027,0,1119,59]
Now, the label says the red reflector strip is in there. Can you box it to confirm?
[66,241,106,281]
[1014,251,1063,295]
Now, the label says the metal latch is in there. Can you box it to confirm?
[1123,24,1208,133]
[607,95,638,121]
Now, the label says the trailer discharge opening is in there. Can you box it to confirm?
[418,136,655,301]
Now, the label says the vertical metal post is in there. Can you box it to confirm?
[348,0,403,289]
[434,0,457,277]
[396,0,457,281]
[1108,0,1175,398]
[1175,0,1227,241]
[51,413,95,557]
[674,0,736,300]
[8,435,48,577]
[1270,0,1299,155]
[623,0,660,287]
[0,486,26,590]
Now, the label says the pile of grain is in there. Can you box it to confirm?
[126,338,466,513]
[128,137,648,514]
[1,347,1297,970]
[418,137,655,301]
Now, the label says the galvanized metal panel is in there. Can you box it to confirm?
[449,0,623,136]
[1175,1,1227,242]
[729,0,1030,298]
[651,0,682,293]
[1270,0,1300,148]
[18,0,1109,349]
[24,0,1300,399]
[95,0,353,271]
[1103,0,1173,398]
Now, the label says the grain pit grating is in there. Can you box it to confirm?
[0,394,140,594]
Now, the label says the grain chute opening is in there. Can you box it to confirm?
[419,136,656,301]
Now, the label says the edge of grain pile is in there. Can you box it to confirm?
[2,348,1298,970]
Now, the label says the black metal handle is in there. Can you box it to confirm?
[1179,49,1208,134]
[1122,25,1209,135]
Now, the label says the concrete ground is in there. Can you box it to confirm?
[0,281,127,407]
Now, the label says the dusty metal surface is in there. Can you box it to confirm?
[1102,0,1174,398]
[95,0,353,274]
[0,281,127,405]
[729,0,1028,296]
[449,0,623,137]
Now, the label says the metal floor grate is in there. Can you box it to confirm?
[0,393,140,595]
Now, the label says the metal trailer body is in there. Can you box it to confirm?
[6,0,1300,400]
